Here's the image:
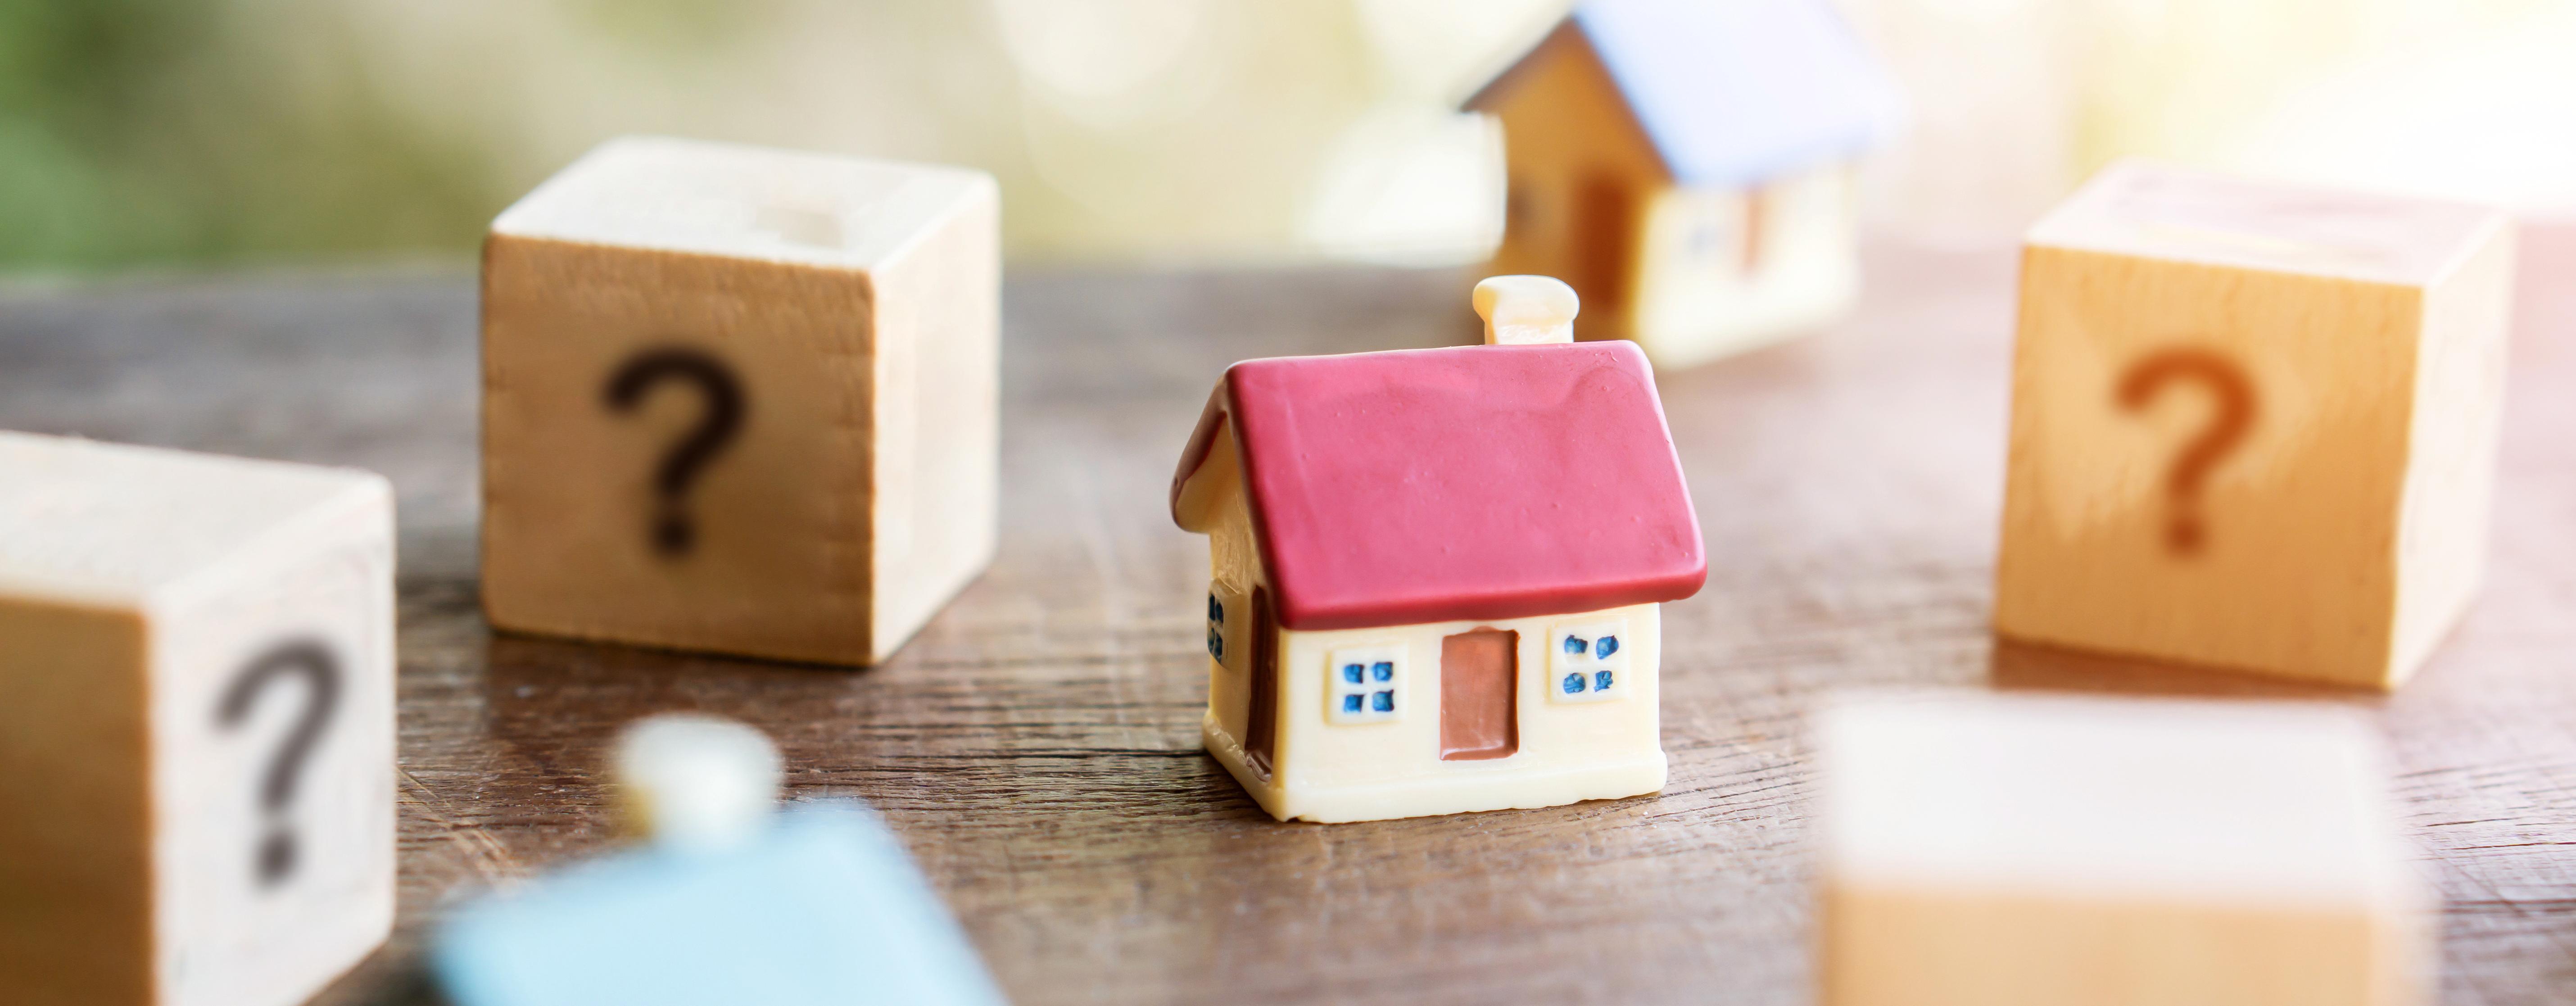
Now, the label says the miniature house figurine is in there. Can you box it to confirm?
[1465,0,1901,369]
[1169,276,1705,823]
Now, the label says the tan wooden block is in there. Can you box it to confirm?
[1815,692,2427,1006]
[0,433,395,1006]
[1995,161,2514,689]
[481,136,1000,666]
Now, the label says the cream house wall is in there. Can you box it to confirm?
[1232,602,1666,823]
[1631,161,1863,369]
[1184,429,1266,751]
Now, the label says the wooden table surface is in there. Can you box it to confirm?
[3,236,2572,1006]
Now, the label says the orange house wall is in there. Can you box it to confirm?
[1477,24,1672,342]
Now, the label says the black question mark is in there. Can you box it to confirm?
[603,347,746,557]
[216,638,341,889]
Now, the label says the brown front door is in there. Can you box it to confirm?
[1440,629,1519,761]
[1244,587,1279,776]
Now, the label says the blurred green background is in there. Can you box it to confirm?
[0,0,494,267]
[4,0,2573,272]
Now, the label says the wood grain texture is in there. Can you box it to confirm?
[1821,888,2416,1006]
[0,597,151,1006]
[0,231,2571,1005]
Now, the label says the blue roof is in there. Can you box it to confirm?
[1511,0,1904,188]
[435,804,1006,1006]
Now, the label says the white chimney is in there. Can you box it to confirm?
[1472,275,1578,345]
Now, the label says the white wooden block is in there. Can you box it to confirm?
[481,136,1000,666]
[0,432,395,1006]
[1814,692,2427,1006]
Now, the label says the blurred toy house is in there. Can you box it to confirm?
[1467,0,1901,368]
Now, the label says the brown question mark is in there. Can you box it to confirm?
[604,347,746,557]
[2117,348,2256,557]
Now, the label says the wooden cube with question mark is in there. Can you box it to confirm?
[0,432,394,1006]
[1996,162,2515,689]
[480,136,1000,666]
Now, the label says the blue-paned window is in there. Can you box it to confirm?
[1549,620,1631,704]
[1206,587,1232,668]
[1327,645,1403,725]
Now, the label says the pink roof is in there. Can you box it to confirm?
[1171,340,1705,631]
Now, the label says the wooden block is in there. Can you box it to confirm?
[0,432,394,1006]
[481,136,1000,666]
[1815,692,2427,1006]
[1995,161,2515,689]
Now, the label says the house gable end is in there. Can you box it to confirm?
[1466,20,1672,185]
[1172,394,1237,534]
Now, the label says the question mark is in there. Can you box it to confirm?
[216,638,341,889]
[2117,347,2257,557]
[603,347,746,557]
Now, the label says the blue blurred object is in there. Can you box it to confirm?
[433,802,1005,1006]
[1566,0,1903,187]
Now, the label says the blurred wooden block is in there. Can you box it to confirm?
[1995,161,2514,689]
[0,432,394,1006]
[481,136,1000,666]
[1815,692,2427,1006]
